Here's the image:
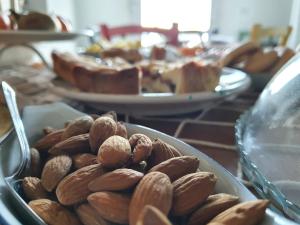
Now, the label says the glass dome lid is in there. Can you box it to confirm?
[236,53,300,222]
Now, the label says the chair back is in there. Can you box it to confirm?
[250,24,292,46]
[100,23,179,46]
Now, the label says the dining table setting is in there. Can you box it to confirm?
[0,3,300,224]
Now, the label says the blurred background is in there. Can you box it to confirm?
[1,0,299,56]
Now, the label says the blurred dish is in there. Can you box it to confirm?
[50,67,251,115]
[0,104,12,141]
[0,30,93,43]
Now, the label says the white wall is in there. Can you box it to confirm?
[73,0,140,31]
[211,0,293,41]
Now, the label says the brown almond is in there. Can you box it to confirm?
[129,172,173,225]
[98,135,131,169]
[148,156,199,181]
[89,116,117,153]
[62,115,94,140]
[73,153,97,169]
[88,168,143,192]
[22,177,48,200]
[129,134,152,163]
[147,139,182,168]
[88,191,130,224]
[137,205,172,225]
[207,200,269,225]
[29,199,81,225]
[116,121,128,138]
[172,172,217,216]
[76,203,110,225]
[49,133,90,155]
[56,164,106,205]
[30,148,41,177]
[34,129,64,152]
[41,155,72,192]
[187,193,239,225]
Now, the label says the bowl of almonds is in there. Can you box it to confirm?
[0,102,296,225]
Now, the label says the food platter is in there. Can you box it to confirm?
[50,67,251,115]
[0,30,93,43]
[0,102,296,224]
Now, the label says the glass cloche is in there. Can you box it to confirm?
[236,53,300,222]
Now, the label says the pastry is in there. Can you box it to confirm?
[52,52,141,94]
[162,61,221,94]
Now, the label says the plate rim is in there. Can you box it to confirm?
[50,67,251,104]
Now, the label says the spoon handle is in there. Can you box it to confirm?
[2,81,30,177]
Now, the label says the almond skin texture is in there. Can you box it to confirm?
[129,172,173,225]
[22,177,48,200]
[41,155,72,192]
[29,199,81,225]
[207,200,269,225]
[49,133,90,155]
[89,116,117,153]
[187,193,239,225]
[34,129,64,152]
[116,121,128,138]
[172,172,217,216]
[62,115,94,140]
[88,168,143,192]
[88,191,130,224]
[147,139,182,168]
[76,203,110,225]
[43,126,56,135]
[73,153,97,169]
[56,164,106,205]
[137,205,172,225]
[98,135,131,169]
[148,156,199,181]
[30,148,41,177]
[129,134,153,163]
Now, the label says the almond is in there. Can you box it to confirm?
[22,177,48,200]
[29,199,81,225]
[147,139,182,168]
[187,193,239,225]
[116,121,128,138]
[172,172,217,216]
[98,135,131,169]
[137,205,172,225]
[62,115,94,140]
[56,164,106,205]
[49,133,90,155]
[76,203,110,225]
[88,191,130,224]
[41,155,72,192]
[129,172,173,225]
[30,148,41,177]
[34,129,64,152]
[207,200,269,225]
[129,134,152,163]
[88,168,143,192]
[73,153,97,169]
[89,116,117,153]
[148,156,199,181]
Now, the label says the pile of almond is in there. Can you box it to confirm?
[23,112,269,225]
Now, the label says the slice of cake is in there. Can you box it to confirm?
[52,51,141,94]
[161,61,221,94]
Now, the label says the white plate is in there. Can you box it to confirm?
[50,67,251,115]
[0,102,296,224]
[0,30,93,43]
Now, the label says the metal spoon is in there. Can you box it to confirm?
[2,81,46,225]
